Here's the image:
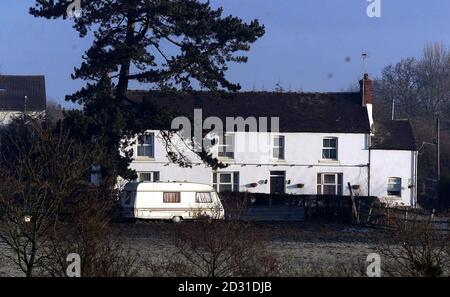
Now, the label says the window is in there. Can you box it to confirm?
[163,192,181,203]
[196,192,213,203]
[137,133,154,158]
[218,133,234,159]
[272,135,285,160]
[317,173,343,195]
[387,177,402,197]
[322,137,338,160]
[137,172,160,182]
[213,172,239,193]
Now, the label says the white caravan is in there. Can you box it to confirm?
[121,182,225,222]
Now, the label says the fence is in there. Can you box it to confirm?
[366,205,450,232]
[219,192,378,223]
[219,192,450,229]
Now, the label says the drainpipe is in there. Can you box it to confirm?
[414,151,418,208]
[368,150,371,197]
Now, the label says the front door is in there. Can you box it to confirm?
[270,171,286,194]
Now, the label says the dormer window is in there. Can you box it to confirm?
[322,137,338,160]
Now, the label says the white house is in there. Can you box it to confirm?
[124,74,418,206]
[0,75,47,124]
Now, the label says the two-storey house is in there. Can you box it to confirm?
[124,74,418,206]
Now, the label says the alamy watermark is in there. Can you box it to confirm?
[66,253,81,277]
[367,0,381,18]
[366,253,381,277]
[67,0,82,18]
[171,109,280,154]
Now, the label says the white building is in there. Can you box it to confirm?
[124,74,418,206]
[0,75,47,124]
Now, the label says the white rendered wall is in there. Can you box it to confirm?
[127,130,371,196]
[370,149,417,206]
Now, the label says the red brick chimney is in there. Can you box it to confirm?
[359,73,373,106]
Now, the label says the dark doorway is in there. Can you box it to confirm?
[270,171,286,194]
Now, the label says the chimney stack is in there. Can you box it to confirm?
[359,73,373,106]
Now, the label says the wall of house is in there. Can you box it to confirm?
[370,149,417,206]
[126,130,371,196]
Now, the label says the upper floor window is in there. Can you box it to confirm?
[272,135,285,160]
[322,137,338,160]
[218,133,234,159]
[137,133,154,158]
[137,171,160,182]
[387,177,402,197]
[317,173,343,195]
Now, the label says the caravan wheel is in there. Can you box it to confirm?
[172,216,182,223]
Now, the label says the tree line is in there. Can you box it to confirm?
[373,42,450,209]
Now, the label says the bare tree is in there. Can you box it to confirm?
[375,216,450,277]
[374,42,450,119]
[0,116,140,277]
[150,219,287,277]
[42,194,140,277]
[0,116,96,276]
[418,43,450,115]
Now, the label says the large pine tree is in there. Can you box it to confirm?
[30,0,265,185]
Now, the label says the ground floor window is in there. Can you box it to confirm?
[213,172,239,193]
[387,177,402,197]
[317,173,343,195]
[137,171,160,182]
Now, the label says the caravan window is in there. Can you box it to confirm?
[163,192,181,203]
[196,192,213,203]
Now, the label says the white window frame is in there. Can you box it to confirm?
[136,133,155,158]
[387,177,402,197]
[137,171,160,182]
[213,172,239,193]
[317,173,343,195]
[272,135,285,160]
[218,133,234,159]
[322,137,338,160]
